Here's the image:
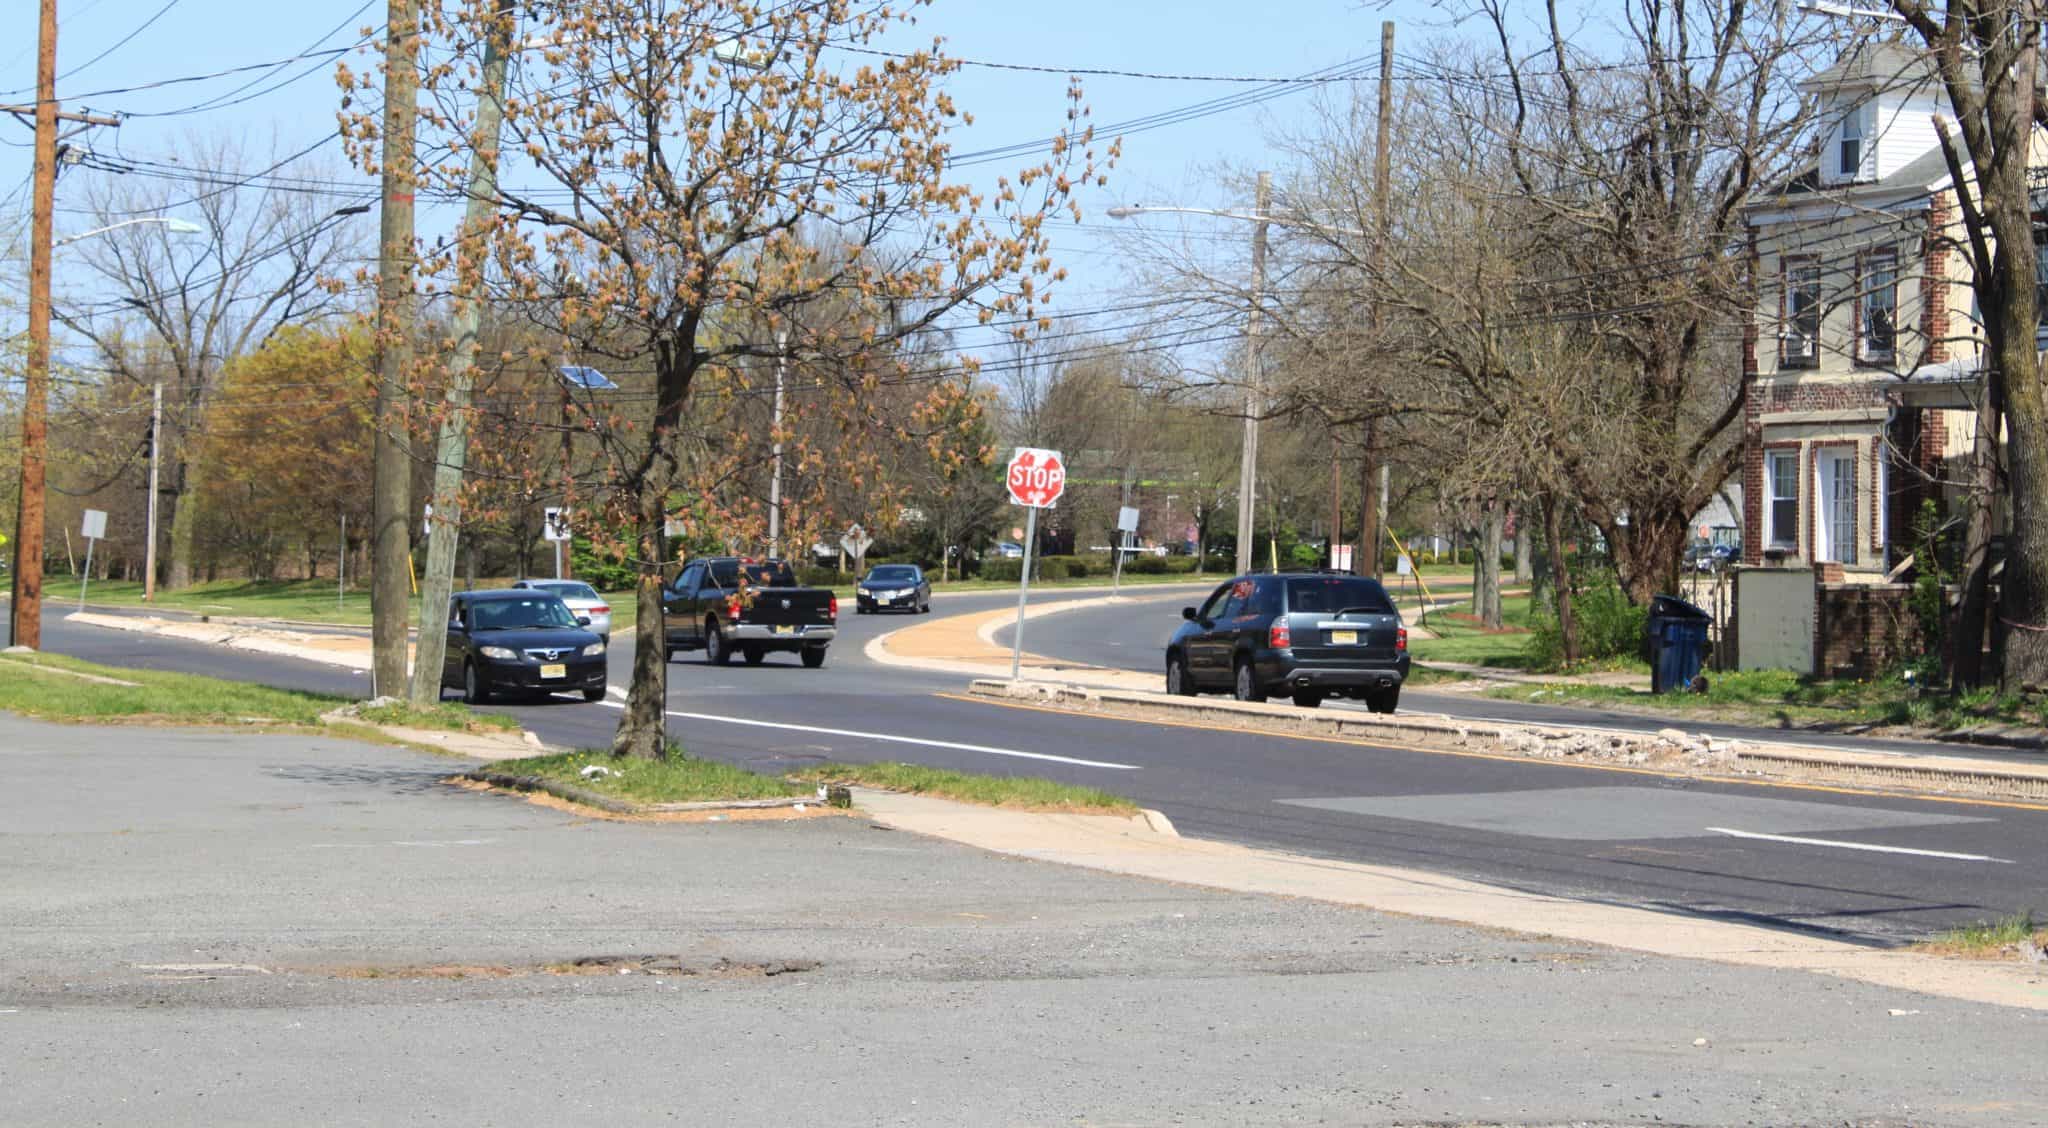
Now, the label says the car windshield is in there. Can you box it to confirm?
[868,566,918,583]
[1285,577,1395,615]
[470,597,578,631]
[531,581,599,601]
[709,560,798,588]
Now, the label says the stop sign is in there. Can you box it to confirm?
[1006,447,1066,508]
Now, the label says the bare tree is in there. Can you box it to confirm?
[56,135,366,588]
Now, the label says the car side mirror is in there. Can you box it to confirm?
[1182,606,1198,621]
[577,615,592,627]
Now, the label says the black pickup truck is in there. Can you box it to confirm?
[662,557,839,668]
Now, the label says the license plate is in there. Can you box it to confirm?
[540,663,567,679]
[774,625,795,635]
[1330,630,1358,645]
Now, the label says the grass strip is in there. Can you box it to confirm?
[1917,912,2047,960]
[1486,669,2048,734]
[482,748,808,805]
[0,650,345,725]
[344,699,521,733]
[788,760,1137,814]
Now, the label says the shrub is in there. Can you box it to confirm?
[1063,557,1093,579]
[981,559,1023,582]
[1165,556,1199,573]
[1524,576,1648,670]
[797,566,841,588]
[1126,554,1169,575]
[569,541,638,592]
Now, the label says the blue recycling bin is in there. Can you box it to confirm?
[1647,594,1711,694]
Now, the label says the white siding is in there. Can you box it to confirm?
[1870,89,1946,181]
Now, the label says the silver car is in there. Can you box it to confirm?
[511,579,612,643]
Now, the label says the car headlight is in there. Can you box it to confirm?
[581,642,605,656]
[479,645,518,660]
[857,587,870,596]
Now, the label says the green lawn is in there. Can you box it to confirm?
[0,649,507,735]
[488,748,810,804]
[1484,668,2043,732]
[1408,594,1539,669]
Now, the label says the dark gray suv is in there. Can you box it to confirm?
[1164,572,1409,712]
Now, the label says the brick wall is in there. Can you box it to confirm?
[1753,381,1889,414]
[1814,582,1921,678]
[1923,191,1951,366]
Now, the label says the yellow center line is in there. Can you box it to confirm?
[932,691,2048,814]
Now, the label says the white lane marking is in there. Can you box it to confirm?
[595,699,1139,769]
[1705,826,2013,863]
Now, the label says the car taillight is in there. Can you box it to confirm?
[828,596,839,619]
[591,605,608,615]
[1396,627,1408,651]
[726,596,741,619]
[1269,620,1291,649]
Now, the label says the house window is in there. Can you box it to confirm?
[2035,225,2048,339]
[1782,258,1821,368]
[1860,248,1897,363]
[1815,449,1858,566]
[1766,450,1799,549]
[1838,106,1864,178]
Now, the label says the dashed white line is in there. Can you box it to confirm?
[594,698,1138,770]
[1706,826,2013,863]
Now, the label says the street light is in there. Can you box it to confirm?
[10,213,203,650]
[53,216,205,247]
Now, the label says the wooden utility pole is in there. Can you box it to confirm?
[408,0,515,706]
[1234,171,1272,576]
[1357,20,1395,581]
[6,3,113,648]
[144,383,162,601]
[371,0,420,696]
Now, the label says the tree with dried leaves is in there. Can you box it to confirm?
[357,0,1106,758]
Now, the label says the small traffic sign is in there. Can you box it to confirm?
[81,509,107,541]
[1005,448,1066,509]
[542,507,571,542]
[841,523,873,558]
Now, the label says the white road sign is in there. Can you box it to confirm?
[81,509,107,540]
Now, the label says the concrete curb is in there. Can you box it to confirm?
[966,678,2048,805]
[462,770,823,815]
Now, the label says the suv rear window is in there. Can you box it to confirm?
[1285,576,1395,615]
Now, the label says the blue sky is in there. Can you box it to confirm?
[0,1,1538,352]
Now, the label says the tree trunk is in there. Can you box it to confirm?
[1543,495,1579,666]
[1357,423,1380,580]
[611,482,670,760]
[1953,387,2002,690]
[165,462,200,589]
[1479,499,1504,629]
[1612,510,1687,606]
[1513,507,1532,583]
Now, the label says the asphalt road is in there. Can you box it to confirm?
[11,713,2043,1126]
[30,596,2048,946]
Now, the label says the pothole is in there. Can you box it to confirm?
[320,956,819,980]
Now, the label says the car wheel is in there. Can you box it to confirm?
[582,686,606,702]
[1233,658,1267,703]
[1366,688,1400,715]
[1166,653,1197,697]
[664,647,677,663]
[1292,689,1324,709]
[705,621,732,666]
[462,662,491,705]
[801,645,828,669]
[856,605,868,615]
[743,646,765,666]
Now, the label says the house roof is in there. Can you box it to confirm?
[1892,356,1985,410]
[1765,142,1953,205]
[1798,41,1939,98]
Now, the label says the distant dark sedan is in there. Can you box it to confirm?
[855,563,931,614]
[440,589,608,704]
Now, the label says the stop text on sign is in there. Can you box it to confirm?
[1006,447,1066,509]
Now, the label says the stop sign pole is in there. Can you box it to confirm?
[1005,447,1066,680]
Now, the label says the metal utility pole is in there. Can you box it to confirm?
[144,383,161,601]
[1234,170,1272,576]
[7,2,117,649]
[408,0,515,706]
[769,326,789,558]
[1359,20,1395,580]
[370,0,420,698]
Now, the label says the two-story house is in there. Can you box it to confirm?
[1742,42,1984,583]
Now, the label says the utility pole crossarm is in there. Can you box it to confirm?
[0,103,120,126]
